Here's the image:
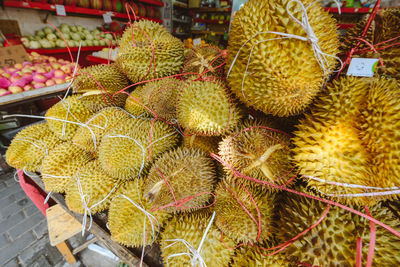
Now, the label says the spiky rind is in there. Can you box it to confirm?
[143,147,217,213]
[41,142,93,193]
[73,107,133,153]
[227,0,339,116]
[276,191,400,266]
[108,179,169,247]
[214,177,276,243]
[117,20,184,83]
[160,210,235,267]
[98,117,180,180]
[73,64,130,94]
[78,91,128,113]
[231,246,295,267]
[219,119,293,188]
[177,80,241,135]
[124,78,183,121]
[183,135,221,154]
[45,95,94,140]
[66,159,119,214]
[5,122,63,172]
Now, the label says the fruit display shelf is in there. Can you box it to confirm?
[3,1,162,23]
[324,7,372,13]
[86,55,113,65]
[193,18,230,25]
[191,7,232,12]
[0,82,69,108]
[25,46,111,54]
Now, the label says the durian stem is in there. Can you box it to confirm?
[145,180,164,202]
[189,135,196,147]
[244,144,283,180]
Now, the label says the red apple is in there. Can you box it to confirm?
[9,86,23,94]
[45,80,55,87]
[33,83,45,89]
[53,78,65,85]
[23,85,33,91]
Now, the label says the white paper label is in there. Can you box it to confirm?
[193,38,201,46]
[55,5,66,16]
[347,58,379,77]
[103,13,113,24]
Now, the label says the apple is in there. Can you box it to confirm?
[45,80,55,87]
[33,83,45,89]
[23,85,33,91]
[0,88,9,96]
[10,75,22,83]
[33,74,47,83]
[14,63,23,69]
[2,73,11,79]
[48,57,57,63]
[35,67,46,74]
[51,63,62,70]
[54,70,65,78]
[53,78,65,85]
[8,86,23,94]
[61,65,71,74]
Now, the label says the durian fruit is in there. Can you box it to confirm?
[116,20,184,83]
[340,15,375,52]
[5,122,63,172]
[231,246,295,267]
[374,8,400,44]
[98,117,180,180]
[176,80,241,135]
[73,107,133,153]
[41,142,93,193]
[66,159,119,214]
[183,134,221,154]
[78,91,128,113]
[160,210,235,267]
[124,78,183,121]
[219,119,293,188]
[293,118,375,205]
[227,0,339,116]
[276,191,400,266]
[143,147,217,213]
[45,95,94,140]
[182,45,226,80]
[375,49,400,79]
[73,64,130,94]
[214,177,276,243]
[108,179,169,247]
[360,78,400,191]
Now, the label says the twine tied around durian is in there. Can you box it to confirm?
[227,0,343,99]
[304,175,400,197]
[75,174,119,236]
[165,211,216,267]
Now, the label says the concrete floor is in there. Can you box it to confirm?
[0,171,120,267]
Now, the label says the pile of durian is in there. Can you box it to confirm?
[5,1,400,266]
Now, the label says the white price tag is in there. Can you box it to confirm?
[347,58,379,77]
[103,13,113,24]
[55,5,66,16]
[193,38,201,46]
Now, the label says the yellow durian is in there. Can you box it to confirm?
[276,191,400,266]
[214,177,276,243]
[41,142,93,193]
[78,91,128,113]
[98,117,180,180]
[66,159,119,214]
[176,80,241,135]
[124,78,183,121]
[5,122,63,172]
[232,246,295,267]
[219,119,293,188]
[227,0,339,116]
[160,210,235,267]
[117,20,184,83]
[45,95,94,140]
[143,147,217,213]
[108,179,169,247]
[73,107,133,153]
[73,64,130,94]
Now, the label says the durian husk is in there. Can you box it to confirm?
[116,20,184,83]
[72,107,133,153]
[231,246,295,267]
[214,176,276,243]
[41,142,94,193]
[78,91,128,113]
[227,0,339,116]
[374,8,400,44]
[5,122,63,172]
[340,15,375,53]
[98,117,180,180]
[219,119,294,189]
[124,78,183,121]
[276,190,400,266]
[65,159,120,214]
[176,80,242,135]
[160,210,235,267]
[108,179,169,247]
[73,64,130,94]
[45,95,94,140]
[143,147,217,213]
[182,134,221,154]
[360,77,400,192]
[182,45,226,80]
